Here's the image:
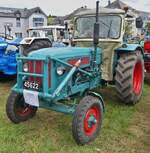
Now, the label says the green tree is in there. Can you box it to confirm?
[145,22,150,32]
[47,15,55,25]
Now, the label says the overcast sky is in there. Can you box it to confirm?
[0,0,149,16]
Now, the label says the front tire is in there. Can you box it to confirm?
[6,91,37,123]
[115,51,144,105]
[72,96,103,145]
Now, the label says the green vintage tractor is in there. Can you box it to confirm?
[6,1,144,145]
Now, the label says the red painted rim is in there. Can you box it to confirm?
[84,106,100,136]
[17,105,33,117]
[133,62,143,95]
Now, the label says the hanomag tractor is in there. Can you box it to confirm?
[20,25,69,56]
[27,25,69,46]
[6,1,104,145]
[6,1,144,145]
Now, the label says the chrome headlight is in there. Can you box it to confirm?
[23,63,29,72]
[56,66,65,75]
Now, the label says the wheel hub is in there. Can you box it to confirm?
[84,106,100,136]
[88,115,97,128]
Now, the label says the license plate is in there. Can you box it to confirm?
[23,90,39,107]
[24,81,39,90]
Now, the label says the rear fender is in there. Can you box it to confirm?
[115,43,144,55]
[113,43,144,80]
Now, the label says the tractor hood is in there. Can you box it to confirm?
[28,47,94,59]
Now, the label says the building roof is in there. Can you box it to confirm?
[52,7,90,25]
[75,7,125,17]
[0,6,47,18]
[105,0,150,19]
[64,6,90,20]
[53,16,65,25]
[106,0,132,10]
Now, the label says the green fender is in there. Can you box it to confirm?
[112,43,144,79]
[115,43,144,55]
[87,91,105,113]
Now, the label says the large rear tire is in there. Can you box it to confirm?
[6,91,37,123]
[115,51,144,105]
[22,39,52,56]
[72,96,103,145]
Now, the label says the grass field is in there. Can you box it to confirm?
[0,79,149,153]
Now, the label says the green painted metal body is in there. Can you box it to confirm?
[12,47,103,114]
[115,43,143,54]
[112,43,144,77]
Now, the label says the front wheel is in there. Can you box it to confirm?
[115,51,144,105]
[6,91,37,123]
[72,96,103,145]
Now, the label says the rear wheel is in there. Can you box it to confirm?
[72,96,103,145]
[6,91,37,123]
[22,39,52,56]
[115,51,144,104]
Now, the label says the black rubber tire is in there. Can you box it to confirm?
[72,96,103,145]
[115,51,144,105]
[22,39,52,56]
[6,91,37,124]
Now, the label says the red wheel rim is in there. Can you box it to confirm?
[15,97,33,117]
[17,106,33,117]
[133,62,143,95]
[84,106,100,136]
